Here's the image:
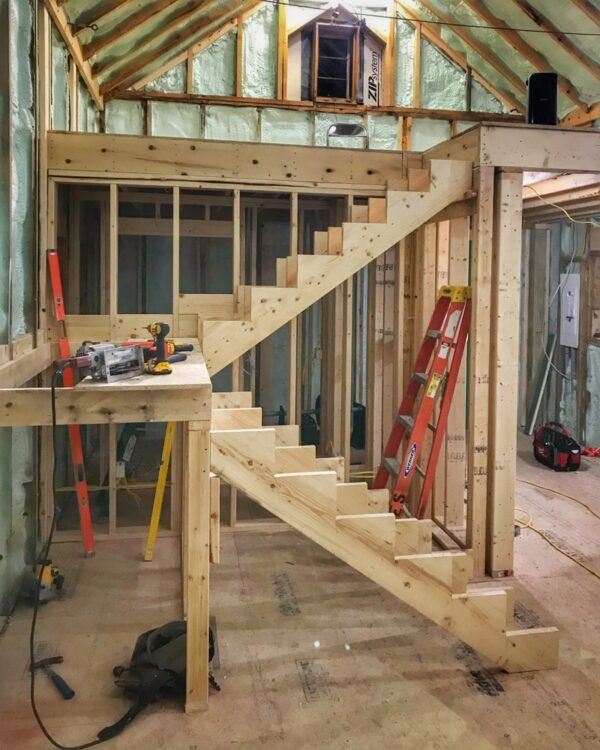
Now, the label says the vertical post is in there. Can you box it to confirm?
[187,49,194,95]
[109,183,118,321]
[288,192,298,424]
[383,0,397,106]
[467,166,494,577]
[277,0,288,100]
[37,5,51,338]
[341,196,353,480]
[412,22,421,107]
[236,15,244,98]
[367,259,384,471]
[185,422,211,713]
[487,170,522,577]
[518,229,530,428]
[392,240,406,411]
[108,424,117,536]
[68,59,78,132]
[445,216,470,528]
[172,186,180,335]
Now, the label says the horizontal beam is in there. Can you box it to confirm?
[0,343,55,388]
[561,101,600,127]
[0,385,211,426]
[47,131,419,189]
[116,89,525,122]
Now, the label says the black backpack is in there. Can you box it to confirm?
[98,621,216,742]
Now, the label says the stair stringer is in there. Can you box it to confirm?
[203,159,472,375]
[210,426,559,673]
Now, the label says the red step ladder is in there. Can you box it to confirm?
[373,285,471,519]
[48,250,95,557]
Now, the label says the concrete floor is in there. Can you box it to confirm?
[1,438,600,750]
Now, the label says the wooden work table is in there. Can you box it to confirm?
[0,343,213,712]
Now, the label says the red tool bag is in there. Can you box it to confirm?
[533,422,581,472]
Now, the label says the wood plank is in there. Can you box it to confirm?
[211,407,263,430]
[337,513,397,559]
[395,518,432,555]
[467,167,494,577]
[487,171,523,577]
[209,473,220,564]
[0,343,55,389]
[47,132,409,191]
[42,0,103,108]
[275,445,317,473]
[211,391,253,409]
[185,424,211,712]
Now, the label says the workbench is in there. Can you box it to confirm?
[0,345,213,711]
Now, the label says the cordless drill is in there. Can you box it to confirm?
[145,322,173,375]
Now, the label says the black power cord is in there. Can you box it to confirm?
[29,369,106,750]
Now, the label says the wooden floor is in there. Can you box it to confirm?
[1,436,600,750]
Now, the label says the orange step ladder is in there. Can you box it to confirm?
[48,249,95,557]
[373,285,471,519]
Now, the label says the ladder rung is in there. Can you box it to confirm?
[415,464,426,478]
[383,456,401,477]
[427,329,441,339]
[427,422,436,432]
[413,372,428,385]
[397,414,414,432]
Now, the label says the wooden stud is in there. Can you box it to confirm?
[173,186,180,335]
[185,423,211,712]
[288,192,298,424]
[412,22,421,108]
[487,170,523,577]
[236,15,244,99]
[42,0,103,108]
[109,184,118,318]
[444,217,469,528]
[382,0,397,107]
[467,166,494,578]
[277,0,288,100]
[68,59,78,132]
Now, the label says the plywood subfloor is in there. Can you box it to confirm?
[1,440,600,750]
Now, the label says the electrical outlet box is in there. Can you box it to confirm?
[116,461,125,479]
[560,273,579,349]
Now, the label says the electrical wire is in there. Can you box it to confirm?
[515,506,600,582]
[266,0,600,37]
[524,185,600,228]
[29,369,107,750]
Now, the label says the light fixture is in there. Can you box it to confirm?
[326,123,369,148]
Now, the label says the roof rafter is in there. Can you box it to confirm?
[460,0,589,112]
[93,0,225,81]
[129,17,238,92]
[82,0,181,61]
[42,0,104,109]
[509,0,600,82]
[73,0,139,36]
[569,0,600,28]
[397,2,524,112]
[561,100,600,126]
[407,0,526,97]
[103,0,256,96]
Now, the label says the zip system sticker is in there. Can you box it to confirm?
[426,372,442,398]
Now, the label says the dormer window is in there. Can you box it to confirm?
[288,5,384,105]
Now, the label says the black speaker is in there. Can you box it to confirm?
[527,73,558,125]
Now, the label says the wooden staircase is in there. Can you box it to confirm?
[201,159,472,375]
[209,393,559,673]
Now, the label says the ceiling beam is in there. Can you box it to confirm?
[82,0,181,61]
[102,0,254,96]
[408,0,526,96]
[509,0,600,82]
[397,3,524,112]
[93,0,224,81]
[73,0,140,36]
[569,0,600,28]
[460,0,589,111]
[129,17,238,91]
[42,0,104,109]
[561,100,600,126]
